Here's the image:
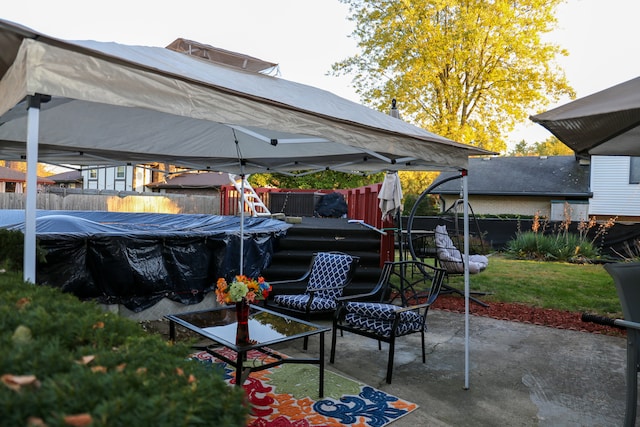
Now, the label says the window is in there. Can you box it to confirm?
[550,200,589,222]
[631,157,640,184]
[89,169,97,180]
[116,166,126,179]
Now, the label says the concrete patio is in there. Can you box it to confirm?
[274,309,631,426]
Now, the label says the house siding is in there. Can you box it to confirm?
[83,166,153,193]
[589,156,640,218]
[134,167,153,192]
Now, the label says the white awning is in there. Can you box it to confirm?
[0,20,491,174]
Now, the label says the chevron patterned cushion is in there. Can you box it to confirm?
[343,302,424,337]
[274,294,337,311]
[306,252,354,300]
[345,302,399,320]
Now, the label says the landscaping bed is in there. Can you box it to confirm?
[433,294,625,337]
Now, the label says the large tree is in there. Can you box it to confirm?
[508,136,574,156]
[0,161,54,177]
[333,0,575,153]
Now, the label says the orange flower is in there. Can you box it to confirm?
[245,291,257,303]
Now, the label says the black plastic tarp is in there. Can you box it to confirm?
[0,210,291,311]
[314,192,348,218]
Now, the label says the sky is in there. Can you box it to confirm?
[4,0,640,152]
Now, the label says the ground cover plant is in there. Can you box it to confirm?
[0,272,248,427]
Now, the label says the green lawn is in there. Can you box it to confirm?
[439,253,623,317]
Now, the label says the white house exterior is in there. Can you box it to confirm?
[589,156,640,221]
[83,165,153,193]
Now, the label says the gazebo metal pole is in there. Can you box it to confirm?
[239,174,245,276]
[233,129,245,277]
[463,170,470,390]
[24,94,47,283]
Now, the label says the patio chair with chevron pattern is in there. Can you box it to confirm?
[265,251,359,349]
[330,260,446,384]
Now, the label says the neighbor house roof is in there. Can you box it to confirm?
[435,156,591,197]
[146,172,230,189]
[47,169,82,183]
[0,165,54,184]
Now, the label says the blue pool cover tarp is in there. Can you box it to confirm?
[0,210,291,312]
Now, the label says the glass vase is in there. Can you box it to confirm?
[235,300,250,346]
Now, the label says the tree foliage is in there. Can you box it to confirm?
[509,136,574,156]
[250,170,440,205]
[0,160,54,177]
[398,170,439,196]
[249,171,384,189]
[333,0,575,153]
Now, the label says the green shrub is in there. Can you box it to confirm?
[403,193,440,215]
[0,229,47,272]
[505,208,617,263]
[0,272,248,426]
[506,230,603,262]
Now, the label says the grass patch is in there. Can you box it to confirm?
[444,253,622,317]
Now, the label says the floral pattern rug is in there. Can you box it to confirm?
[189,349,418,427]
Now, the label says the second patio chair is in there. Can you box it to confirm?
[330,260,446,384]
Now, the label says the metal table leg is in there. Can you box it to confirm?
[319,332,325,398]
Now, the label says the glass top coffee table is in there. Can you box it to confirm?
[165,304,330,397]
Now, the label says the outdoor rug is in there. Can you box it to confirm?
[189,348,418,427]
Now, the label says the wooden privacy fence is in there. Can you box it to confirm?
[0,191,221,214]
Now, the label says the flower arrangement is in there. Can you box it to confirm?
[215,275,271,304]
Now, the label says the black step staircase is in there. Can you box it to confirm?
[262,217,382,296]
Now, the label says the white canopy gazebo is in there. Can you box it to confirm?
[0,19,491,388]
